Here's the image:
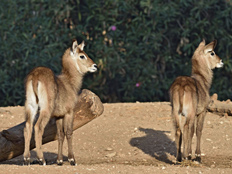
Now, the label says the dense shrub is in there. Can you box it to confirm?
[0,0,232,106]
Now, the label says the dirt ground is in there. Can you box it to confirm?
[0,102,232,173]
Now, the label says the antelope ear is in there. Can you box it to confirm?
[198,39,206,47]
[78,41,85,51]
[204,40,217,54]
[201,39,206,45]
[71,39,78,54]
[195,39,206,52]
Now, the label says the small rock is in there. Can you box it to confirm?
[105,147,113,151]
[118,153,125,158]
[193,160,200,165]
[211,164,216,168]
[106,152,117,158]
[134,127,138,132]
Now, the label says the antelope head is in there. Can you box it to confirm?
[195,40,223,69]
[70,39,97,74]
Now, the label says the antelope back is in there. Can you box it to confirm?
[193,40,223,69]
[70,40,97,74]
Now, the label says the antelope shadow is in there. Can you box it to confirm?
[130,127,176,164]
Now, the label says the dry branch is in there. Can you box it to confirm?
[0,89,104,162]
[208,93,232,116]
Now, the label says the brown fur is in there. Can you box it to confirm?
[23,40,97,166]
[169,40,223,163]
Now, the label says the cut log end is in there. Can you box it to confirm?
[208,93,232,116]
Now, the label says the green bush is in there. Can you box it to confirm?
[0,0,232,106]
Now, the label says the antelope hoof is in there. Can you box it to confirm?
[176,155,182,163]
[38,158,46,166]
[175,159,181,164]
[23,157,31,166]
[175,160,181,164]
[195,156,202,163]
[68,158,77,166]
[187,155,192,161]
[57,160,63,166]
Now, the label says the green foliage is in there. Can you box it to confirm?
[0,0,232,106]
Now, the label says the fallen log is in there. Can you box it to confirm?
[0,89,104,162]
[208,93,232,116]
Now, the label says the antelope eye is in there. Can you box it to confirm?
[80,55,85,59]
[211,52,215,56]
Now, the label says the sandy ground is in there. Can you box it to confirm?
[0,102,232,173]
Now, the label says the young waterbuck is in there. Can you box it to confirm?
[23,39,97,166]
[169,40,223,163]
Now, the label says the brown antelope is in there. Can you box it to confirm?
[169,40,223,163]
[23,39,97,166]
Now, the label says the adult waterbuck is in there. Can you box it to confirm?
[169,40,223,163]
[23,39,97,166]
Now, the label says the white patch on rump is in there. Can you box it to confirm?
[37,81,48,110]
[25,80,38,123]
[182,91,189,117]
[179,91,193,131]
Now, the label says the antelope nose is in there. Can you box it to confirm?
[93,64,98,69]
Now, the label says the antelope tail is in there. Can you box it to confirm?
[179,89,184,114]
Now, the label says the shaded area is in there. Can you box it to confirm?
[130,127,176,164]
[0,151,68,165]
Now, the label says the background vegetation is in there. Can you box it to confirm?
[0,0,232,106]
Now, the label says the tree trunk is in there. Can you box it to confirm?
[0,89,104,162]
[208,93,232,116]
